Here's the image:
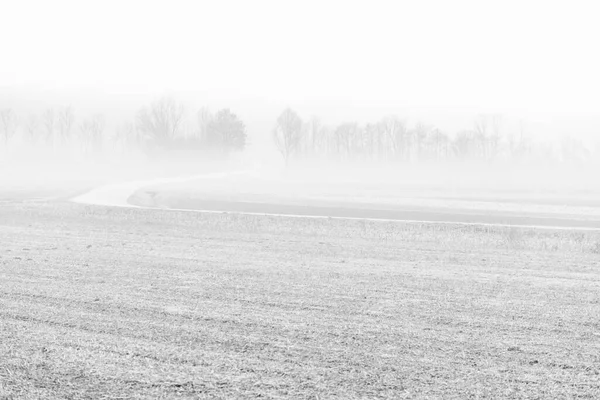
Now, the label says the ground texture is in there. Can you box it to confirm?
[1,200,600,399]
[132,177,600,229]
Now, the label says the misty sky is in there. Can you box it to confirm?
[2,0,599,142]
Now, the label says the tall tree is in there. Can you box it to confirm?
[430,128,451,161]
[380,116,408,161]
[489,114,503,159]
[307,116,321,156]
[196,107,213,142]
[508,119,531,161]
[80,114,106,154]
[474,115,490,159]
[454,130,475,160]
[25,114,39,144]
[205,109,247,154]
[412,122,432,161]
[57,106,75,144]
[273,108,303,165]
[0,109,18,147]
[363,123,379,161]
[115,122,140,152]
[333,122,360,160]
[136,97,185,148]
[42,108,56,147]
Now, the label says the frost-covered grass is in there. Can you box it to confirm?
[1,202,600,398]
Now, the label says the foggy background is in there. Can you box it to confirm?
[1,0,599,193]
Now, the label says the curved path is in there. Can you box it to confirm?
[71,171,252,208]
[70,171,600,231]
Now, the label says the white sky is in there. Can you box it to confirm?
[1,0,600,139]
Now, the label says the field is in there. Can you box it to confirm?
[2,188,600,398]
[132,165,600,229]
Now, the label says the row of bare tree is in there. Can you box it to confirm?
[272,108,593,165]
[1,99,594,165]
[133,98,247,157]
[0,106,105,153]
[0,98,248,159]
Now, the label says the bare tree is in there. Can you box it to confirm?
[42,108,56,147]
[453,130,475,160]
[115,122,140,152]
[319,125,334,158]
[0,109,18,148]
[363,123,379,161]
[342,123,364,160]
[332,122,361,160]
[372,123,387,161]
[137,97,185,148]
[489,114,503,160]
[305,116,321,157]
[426,128,451,161]
[380,116,408,161]
[273,108,303,165]
[196,107,213,141]
[412,122,432,161]
[25,114,39,144]
[79,122,92,146]
[57,106,75,144]
[80,114,106,154]
[507,119,532,162]
[474,115,489,159]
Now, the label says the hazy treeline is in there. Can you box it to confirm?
[273,108,595,167]
[1,97,596,168]
[0,97,247,161]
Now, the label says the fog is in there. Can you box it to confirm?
[2,0,600,205]
[6,4,600,398]
[2,89,600,206]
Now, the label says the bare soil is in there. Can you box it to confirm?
[1,200,600,398]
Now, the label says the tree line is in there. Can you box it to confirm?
[0,97,247,160]
[0,97,595,166]
[272,108,594,166]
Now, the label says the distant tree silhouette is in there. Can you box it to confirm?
[196,107,213,143]
[80,114,106,154]
[426,128,451,161]
[205,109,247,154]
[57,106,75,144]
[334,122,360,160]
[137,97,185,149]
[273,108,303,165]
[453,130,475,160]
[379,116,408,161]
[306,116,321,157]
[25,114,39,144]
[0,108,18,148]
[42,108,56,147]
[115,122,140,153]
